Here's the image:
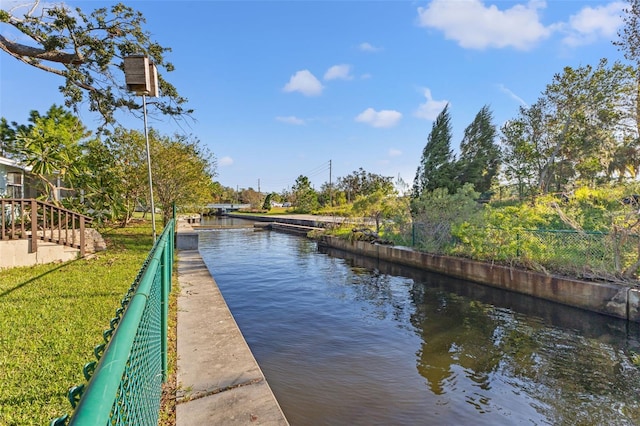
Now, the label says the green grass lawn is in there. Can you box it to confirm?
[0,222,154,425]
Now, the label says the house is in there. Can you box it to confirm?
[0,156,36,198]
[0,155,101,269]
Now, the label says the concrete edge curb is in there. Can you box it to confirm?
[174,229,288,425]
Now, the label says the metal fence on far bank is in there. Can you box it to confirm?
[51,218,175,426]
[400,223,639,280]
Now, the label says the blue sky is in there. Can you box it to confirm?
[0,0,630,194]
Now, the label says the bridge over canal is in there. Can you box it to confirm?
[204,203,252,214]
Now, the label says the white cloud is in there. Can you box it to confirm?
[361,73,372,80]
[389,148,402,157]
[414,88,448,121]
[219,156,233,167]
[562,2,624,46]
[358,42,383,52]
[497,84,527,106]
[324,64,353,81]
[417,0,551,50]
[276,116,306,125]
[283,70,323,96]
[355,108,402,128]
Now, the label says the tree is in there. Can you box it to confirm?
[262,193,273,210]
[615,0,640,137]
[280,187,292,205]
[500,98,562,196]
[410,183,483,253]
[394,174,411,196]
[317,182,333,207]
[104,128,216,225]
[352,190,400,234]
[211,183,236,204]
[500,61,637,195]
[267,191,283,204]
[350,172,402,233]
[0,1,191,128]
[499,116,541,200]
[412,104,456,199]
[541,60,634,188]
[318,182,347,208]
[456,105,500,195]
[0,118,18,158]
[150,132,216,224]
[291,175,318,213]
[13,105,91,203]
[5,111,139,222]
[337,168,395,202]
[67,137,128,224]
[609,142,640,181]
[239,187,262,208]
[104,127,153,224]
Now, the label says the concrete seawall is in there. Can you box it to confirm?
[227,213,330,229]
[227,213,640,322]
[318,235,640,322]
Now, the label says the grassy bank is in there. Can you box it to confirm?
[0,222,158,424]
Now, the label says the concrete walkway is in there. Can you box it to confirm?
[175,241,288,424]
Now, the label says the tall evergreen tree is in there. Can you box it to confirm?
[291,175,318,213]
[456,105,500,195]
[412,104,455,198]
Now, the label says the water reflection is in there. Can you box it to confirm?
[321,246,635,339]
[321,246,640,425]
[199,230,640,425]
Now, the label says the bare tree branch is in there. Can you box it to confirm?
[0,35,83,64]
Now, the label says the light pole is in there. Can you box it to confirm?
[124,55,159,242]
[141,94,156,242]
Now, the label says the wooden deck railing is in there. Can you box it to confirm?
[0,198,92,257]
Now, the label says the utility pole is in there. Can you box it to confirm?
[258,178,261,194]
[142,94,157,242]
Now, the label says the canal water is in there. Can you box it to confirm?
[197,219,640,425]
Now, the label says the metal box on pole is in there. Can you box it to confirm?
[124,55,150,94]
[147,62,159,97]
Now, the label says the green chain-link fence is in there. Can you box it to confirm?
[400,222,640,280]
[51,218,174,425]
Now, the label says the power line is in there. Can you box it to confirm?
[259,160,331,190]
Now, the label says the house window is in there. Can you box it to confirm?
[6,172,23,198]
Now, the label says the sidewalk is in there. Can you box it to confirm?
[175,222,289,425]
